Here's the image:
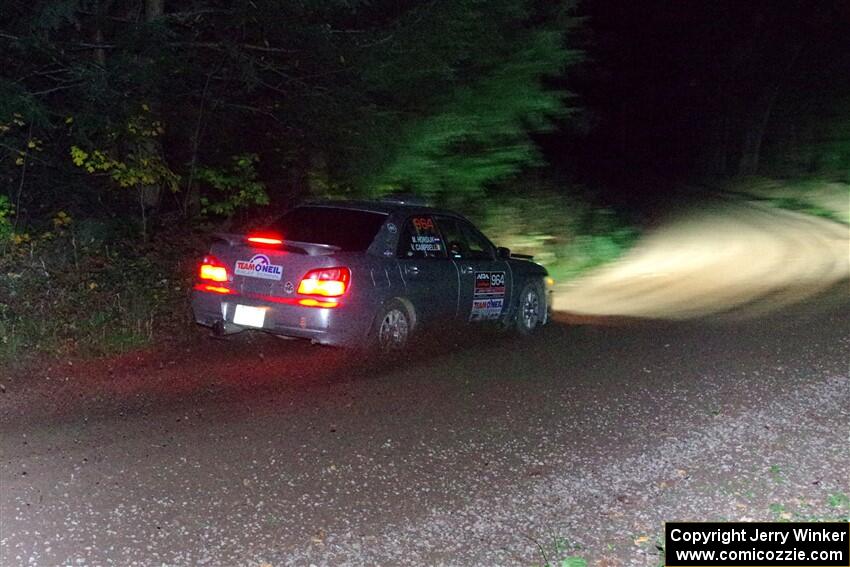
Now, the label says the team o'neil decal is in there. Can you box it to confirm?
[235,254,283,280]
[471,271,506,321]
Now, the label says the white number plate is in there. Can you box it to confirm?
[233,304,266,328]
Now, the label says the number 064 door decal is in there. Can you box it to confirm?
[471,271,506,321]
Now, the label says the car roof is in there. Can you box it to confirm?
[298,199,467,219]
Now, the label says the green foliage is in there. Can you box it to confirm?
[0,195,13,242]
[827,492,850,510]
[197,154,269,217]
[721,177,850,225]
[473,185,638,282]
[762,494,850,523]
[0,222,197,365]
[771,197,839,222]
[533,533,588,567]
[362,2,577,198]
[1,0,582,226]
[69,108,179,193]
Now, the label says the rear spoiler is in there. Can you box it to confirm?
[212,233,341,256]
[511,253,534,260]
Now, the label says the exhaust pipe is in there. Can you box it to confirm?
[212,320,242,336]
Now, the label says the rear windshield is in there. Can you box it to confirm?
[270,206,387,252]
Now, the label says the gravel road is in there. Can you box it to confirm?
[1,300,848,566]
[2,197,848,566]
[556,198,849,319]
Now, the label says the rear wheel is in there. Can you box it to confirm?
[374,300,412,353]
[515,281,544,335]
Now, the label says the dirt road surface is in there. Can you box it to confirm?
[555,198,849,320]
[1,198,848,566]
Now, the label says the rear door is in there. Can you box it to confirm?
[436,216,512,323]
[397,215,459,324]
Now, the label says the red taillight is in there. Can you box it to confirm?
[247,233,283,246]
[194,283,233,294]
[298,298,339,308]
[297,267,350,298]
[199,255,229,283]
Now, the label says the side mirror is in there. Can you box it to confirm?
[496,246,511,259]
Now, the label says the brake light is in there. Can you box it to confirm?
[247,233,283,246]
[194,283,233,294]
[297,267,350,297]
[199,255,229,282]
[298,298,339,308]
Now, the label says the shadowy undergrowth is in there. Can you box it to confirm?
[0,215,204,370]
[473,187,639,283]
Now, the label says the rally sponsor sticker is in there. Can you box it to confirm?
[234,254,283,280]
[471,271,506,320]
[471,298,505,321]
[474,271,506,298]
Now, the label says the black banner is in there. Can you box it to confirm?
[665,522,849,566]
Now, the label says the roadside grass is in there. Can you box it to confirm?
[473,190,639,285]
[769,492,850,523]
[545,225,638,283]
[716,177,850,225]
[770,196,844,223]
[543,557,587,567]
[528,534,587,567]
[0,219,202,371]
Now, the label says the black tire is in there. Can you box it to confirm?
[515,281,545,336]
[371,299,413,354]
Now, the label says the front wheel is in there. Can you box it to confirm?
[515,282,545,335]
[373,300,412,353]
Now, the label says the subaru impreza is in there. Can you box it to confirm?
[192,200,552,351]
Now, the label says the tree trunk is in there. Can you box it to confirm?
[146,0,163,20]
[183,69,214,218]
[93,27,106,65]
[737,87,778,176]
[139,0,165,211]
[736,42,804,177]
[92,0,109,65]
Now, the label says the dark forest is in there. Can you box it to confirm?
[1,0,848,358]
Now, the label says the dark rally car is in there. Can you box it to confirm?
[192,199,553,351]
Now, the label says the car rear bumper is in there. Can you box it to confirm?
[191,289,372,348]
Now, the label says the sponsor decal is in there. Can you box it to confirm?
[386,222,398,234]
[471,271,506,320]
[470,298,504,321]
[234,254,283,281]
[474,271,506,298]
